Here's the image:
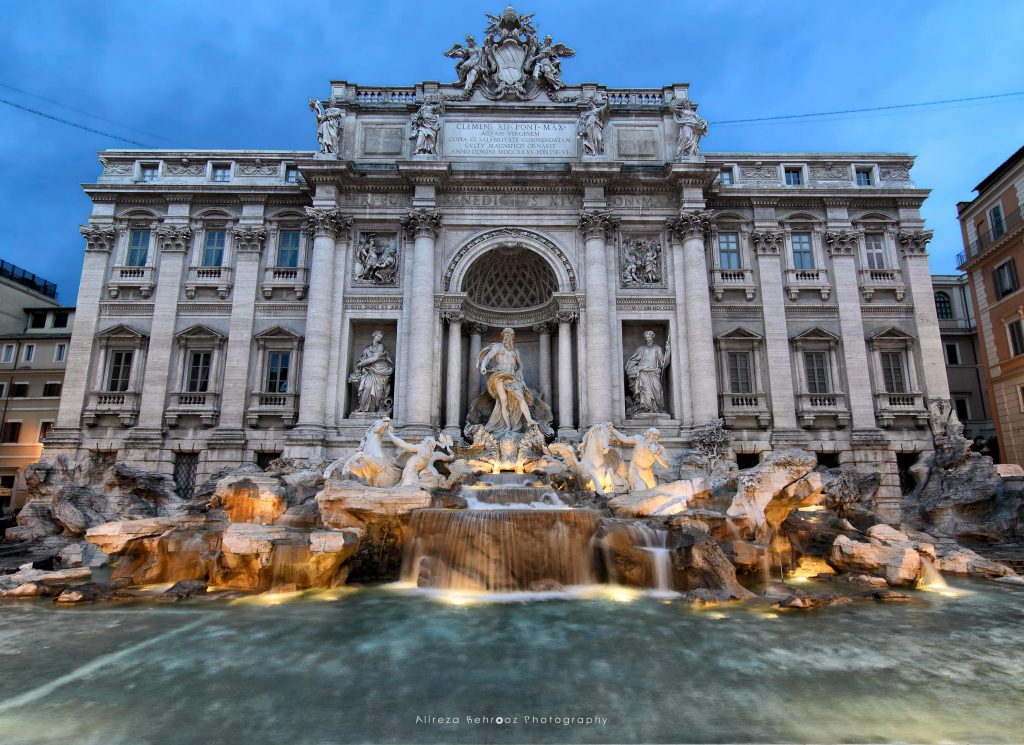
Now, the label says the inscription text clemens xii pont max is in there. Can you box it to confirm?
[443,120,577,158]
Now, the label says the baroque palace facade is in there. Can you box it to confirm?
[46,9,947,517]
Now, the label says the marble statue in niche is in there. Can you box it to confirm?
[309,98,343,155]
[671,98,708,158]
[625,330,671,416]
[353,233,399,285]
[577,95,609,156]
[621,239,663,286]
[409,96,445,155]
[348,331,395,415]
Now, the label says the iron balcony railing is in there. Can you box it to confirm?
[960,203,1024,266]
[0,259,57,298]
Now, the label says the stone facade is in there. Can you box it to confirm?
[45,9,948,520]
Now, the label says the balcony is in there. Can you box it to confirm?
[711,268,757,301]
[796,392,850,428]
[858,268,906,302]
[784,268,831,301]
[719,392,771,428]
[185,266,233,300]
[83,390,140,427]
[246,391,298,428]
[165,392,220,428]
[873,392,928,428]
[108,265,155,299]
[261,266,307,300]
[960,203,1024,267]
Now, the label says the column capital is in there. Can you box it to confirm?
[824,229,862,256]
[667,209,715,241]
[232,225,267,254]
[467,322,489,336]
[304,207,352,240]
[555,309,578,324]
[441,310,464,324]
[898,229,933,257]
[402,208,442,239]
[750,230,784,255]
[155,225,192,253]
[79,224,116,253]
[577,209,619,240]
[533,321,555,334]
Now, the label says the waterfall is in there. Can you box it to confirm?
[624,523,672,594]
[401,509,602,592]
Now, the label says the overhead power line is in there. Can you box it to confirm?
[0,97,155,147]
[0,81,182,144]
[709,91,1024,126]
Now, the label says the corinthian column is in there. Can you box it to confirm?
[668,209,717,425]
[218,226,266,431]
[466,323,487,402]
[401,208,442,428]
[296,207,351,431]
[54,226,116,434]
[751,229,798,431]
[534,322,554,404]
[556,310,576,436]
[136,224,192,429]
[899,229,950,400]
[443,311,464,436]
[578,209,619,424]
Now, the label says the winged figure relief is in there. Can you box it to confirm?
[443,35,495,91]
[525,34,575,90]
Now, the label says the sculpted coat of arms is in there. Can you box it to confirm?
[444,6,575,100]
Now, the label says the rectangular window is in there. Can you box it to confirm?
[266,351,290,393]
[202,230,226,267]
[29,311,46,329]
[186,351,212,393]
[864,234,887,269]
[804,352,830,394]
[38,421,53,441]
[791,232,815,269]
[173,452,199,500]
[11,383,29,398]
[211,164,231,182]
[993,260,1019,299]
[1,422,21,443]
[718,232,740,269]
[718,168,733,186]
[126,229,150,267]
[990,204,1006,239]
[880,351,908,393]
[953,397,970,422]
[21,344,34,363]
[42,382,62,397]
[945,343,961,365]
[0,383,6,398]
[277,231,300,268]
[1009,319,1024,357]
[285,166,299,184]
[784,167,803,186]
[54,343,67,363]
[140,164,159,182]
[1,345,13,363]
[52,311,69,328]
[726,351,752,393]
[855,168,872,186]
[106,351,134,392]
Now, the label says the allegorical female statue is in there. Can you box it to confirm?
[309,98,343,155]
[349,331,394,414]
[410,97,445,155]
[577,95,609,156]
[671,98,708,158]
[625,330,671,415]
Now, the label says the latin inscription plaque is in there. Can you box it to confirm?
[444,120,577,158]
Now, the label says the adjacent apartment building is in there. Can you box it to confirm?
[0,261,72,512]
[958,145,1024,465]
[931,273,993,448]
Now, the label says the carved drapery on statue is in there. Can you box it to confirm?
[309,98,343,155]
[353,233,400,286]
[671,98,708,158]
[409,96,445,155]
[443,6,574,100]
[464,327,553,437]
[348,331,394,415]
[625,331,671,416]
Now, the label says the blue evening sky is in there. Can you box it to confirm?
[1,0,1022,302]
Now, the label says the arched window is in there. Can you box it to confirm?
[934,291,953,320]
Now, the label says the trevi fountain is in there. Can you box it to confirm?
[2,7,1024,744]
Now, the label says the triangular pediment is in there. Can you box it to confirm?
[254,325,302,341]
[175,324,225,341]
[717,326,764,341]
[791,326,840,343]
[95,323,148,341]
[868,325,915,341]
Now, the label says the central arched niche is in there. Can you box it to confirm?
[461,246,558,309]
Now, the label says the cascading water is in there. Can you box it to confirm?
[401,508,602,592]
[600,522,674,594]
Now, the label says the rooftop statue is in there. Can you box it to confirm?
[409,96,445,155]
[671,98,708,158]
[309,98,343,155]
[577,95,610,156]
[444,6,574,100]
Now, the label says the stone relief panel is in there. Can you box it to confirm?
[619,236,665,289]
[808,162,849,182]
[352,232,401,287]
[361,125,407,157]
[164,160,206,177]
[615,128,660,160]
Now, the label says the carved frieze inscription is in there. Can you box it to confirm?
[444,120,576,157]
